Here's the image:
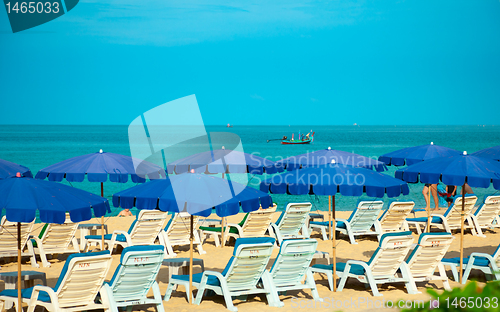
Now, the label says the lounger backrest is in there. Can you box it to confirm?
[406,233,454,278]
[107,245,165,302]
[348,201,384,232]
[269,239,318,287]
[378,201,415,232]
[164,212,200,244]
[129,210,168,245]
[40,213,79,249]
[444,196,477,227]
[276,203,312,237]
[222,237,275,291]
[0,216,35,256]
[240,205,277,237]
[474,195,500,226]
[54,251,112,308]
[368,231,414,277]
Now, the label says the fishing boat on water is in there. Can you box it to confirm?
[267,131,315,144]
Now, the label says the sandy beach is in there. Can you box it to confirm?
[1,208,498,312]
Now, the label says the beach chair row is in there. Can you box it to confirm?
[309,195,500,243]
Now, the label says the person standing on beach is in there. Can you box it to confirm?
[423,184,439,210]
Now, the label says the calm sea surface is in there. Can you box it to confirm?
[1,125,499,219]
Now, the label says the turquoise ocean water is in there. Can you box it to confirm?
[1,125,499,220]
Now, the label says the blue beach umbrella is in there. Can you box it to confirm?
[379,142,461,166]
[0,175,110,309]
[113,171,273,302]
[35,149,166,247]
[277,147,388,172]
[260,163,409,291]
[166,147,281,247]
[0,159,32,179]
[167,148,283,175]
[35,150,165,183]
[472,145,500,162]
[395,152,500,283]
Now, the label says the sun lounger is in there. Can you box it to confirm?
[406,195,478,235]
[99,245,165,312]
[162,212,205,258]
[266,238,321,301]
[85,210,167,253]
[470,195,500,237]
[310,231,418,296]
[404,232,454,291]
[199,205,276,247]
[0,216,36,268]
[164,237,282,312]
[375,201,414,237]
[0,250,113,312]
[309,201,384,244]
[28,213,79,268]
[268,203,311,246]
[442,244,500,284]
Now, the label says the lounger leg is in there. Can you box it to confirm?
[304,269,323,302]
[366,275,381,297]
[38,246,51,268]
[400,262,420,295]
[462,263,474,284]
[348,232,357,245]
[320,227,328,241]
[151,282,165,312]
[337,270,349,292]
[260,271,283,308]
[27,240,39,268]
[402,221,410,232]
[99,284,118,312]
[163,282,175,301]
[445,264,459,282]
[437,263,451,291]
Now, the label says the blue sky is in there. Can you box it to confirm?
[1,0,499,125]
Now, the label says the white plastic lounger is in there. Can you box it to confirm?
[28,213,79,268]
[470,195,500,237]
[310,231,418,296]
[164,237,283,312]
[0,250,113,312]
[309,201,384,244]
[404,232,454,291]
[162,212,205,258]
[0,216,36,268]
[442,244,500,284]
[199,205,276,247]
[266,238,321,301]
[85,210,167,253]
[268,203,311,246]
[406,195,478,235]
[99,245,165,312]
[375,201,414,238]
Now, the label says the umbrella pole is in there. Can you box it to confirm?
[459,183,465,284]
[332,195,337,292]
[189,215,194,303]
[221,173,225,248]
[17,222,22,312]
[426,186,431,233]
[328,196,332,242]
[101,182,105,251]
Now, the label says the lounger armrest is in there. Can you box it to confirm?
[226,223,242,235]
[336,218,348,223]
[112,230,132,244]
[469,252,496,264]
[430,214,446,223]
[30,285,58,304]
[201,270,225,279]
[344,260,370,272]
